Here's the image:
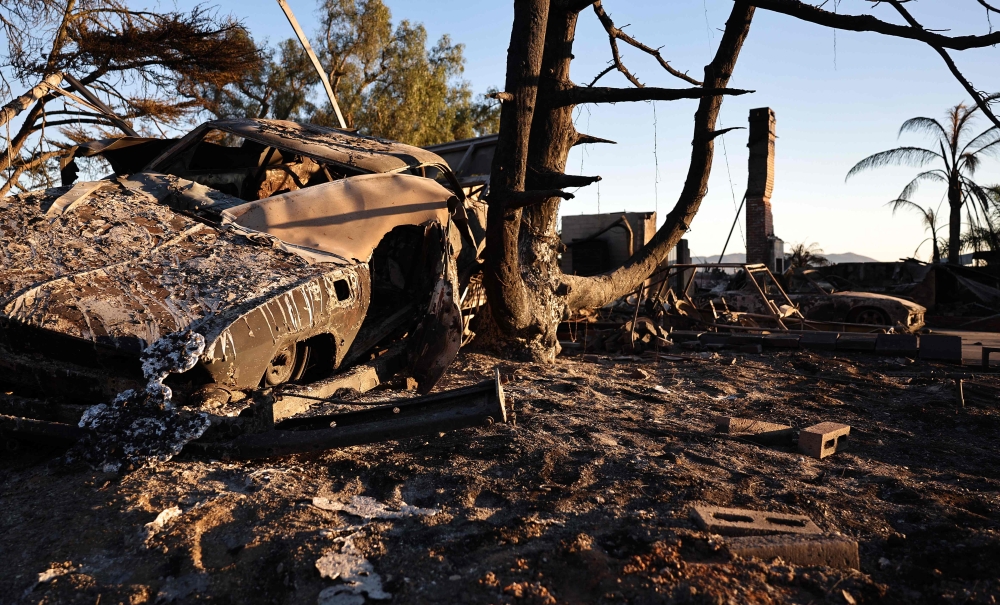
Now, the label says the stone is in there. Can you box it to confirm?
[762,334,800,348]
[715,416,794,445]
[875,334,919,357]
[919,334,963,363]
[799,332,838,350]
[725,534,860,570]
[690,503,821,536]
[798,422,850,459]
[729,334,763,347]
[699,333,730,346]
[669,330,703,343]
[836,334,878,351]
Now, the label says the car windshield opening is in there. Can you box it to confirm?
[151,128,361,201]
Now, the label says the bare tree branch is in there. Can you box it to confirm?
[503,189,576,210]
[883,0,1000,130]
[0,72,62,128]
[749,0,1000,49]
[592,1,702,86]
[554,85,752,107]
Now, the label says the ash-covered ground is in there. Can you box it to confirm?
[2,348,1000,604]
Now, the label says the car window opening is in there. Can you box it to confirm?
[153,128,362,202]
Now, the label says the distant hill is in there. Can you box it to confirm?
[691,252,880,265]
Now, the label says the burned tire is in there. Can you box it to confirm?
[847,307,890,326]
[263,342,310,386]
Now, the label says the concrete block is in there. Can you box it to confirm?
[715,416,794,445]
[669,330,703,343]
[729,334,763,347]
[798,422,850,459]
[690,503,821,536]
[836,334,877,351]
[799,332,838,350]
[763,334,800,348]
[876,334,919,357]
[919,334,963,363]
[699,333,731,347]
[725,534,859,570]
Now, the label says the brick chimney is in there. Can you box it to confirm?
[746,107,778,268]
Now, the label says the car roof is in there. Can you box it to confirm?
[208,119,448,174]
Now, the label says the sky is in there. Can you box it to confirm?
[160,1,1000,260]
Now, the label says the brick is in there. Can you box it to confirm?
[729,334,763,347]
[699,333,731,347]
[763,334,800,348]
[669,330,703,343]
[725,534,859,570]
[836,334,877,351]
[799,332,838,350]
[876,334,919,357]
[919,334,963,363]
[690,503,821,536]
[798,422,850,459]
[715,416,794,445]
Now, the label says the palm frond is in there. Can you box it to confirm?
[962,152,981,175]
[971,136,1000,160]
[961,126,999,155]
[846,146,941,180]
[895,170,947,202]
[885,197,933,225]
[898,116,948,143]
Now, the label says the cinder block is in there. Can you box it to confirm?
[836,334,877,351]
[876,334,919,357]
[919,334,963,363]
[699,333,731,347]
[800,332,838,350]
[715,416,794,445]
[725,534,860,570]
[669,330,703,343]
[798,422,850,459]
[690,503,821,536]
[763,334,800,348]
[729,334,763,347]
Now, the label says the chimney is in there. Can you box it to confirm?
[746,107,780,269]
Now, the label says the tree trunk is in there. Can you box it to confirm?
[479,1,755,361]
[948,175,962,264]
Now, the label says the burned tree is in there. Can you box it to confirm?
[481,0,1000,360]
[0,0,259,195]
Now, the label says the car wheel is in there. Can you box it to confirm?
[848,307,890,326]
[264,343,299,386]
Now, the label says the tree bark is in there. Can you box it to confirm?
[948,175,963,264]
[480,0,551,347]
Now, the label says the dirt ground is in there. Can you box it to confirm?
[2,346,1000,605]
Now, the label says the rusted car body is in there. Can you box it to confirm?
[0,119,479,412]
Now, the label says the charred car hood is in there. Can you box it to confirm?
[0,178,361,360]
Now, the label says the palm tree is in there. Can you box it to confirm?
[888,200,944,263]
[786,242,830,269]
[847,103,1000,265]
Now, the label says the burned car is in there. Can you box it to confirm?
[0,119,505,464]
[655,264,925,333]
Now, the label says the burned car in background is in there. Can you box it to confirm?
[0,119,503,458]
[654,264,925,333]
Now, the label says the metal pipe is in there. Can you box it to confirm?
[187,372,507,460]
[276,0,347,129]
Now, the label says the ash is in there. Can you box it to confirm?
[68,331,211,473]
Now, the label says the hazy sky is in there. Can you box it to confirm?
[196,1,999,260]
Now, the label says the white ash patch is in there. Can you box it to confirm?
[68,331,210,473]
[312,495,438,520]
